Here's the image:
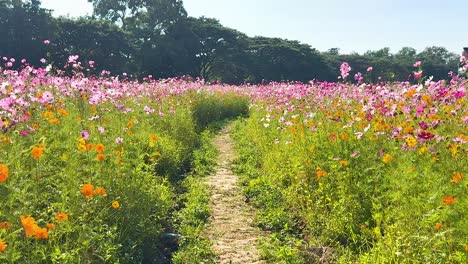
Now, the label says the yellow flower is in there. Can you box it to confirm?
[405,136,417,148]
[112,201,120,209]
[48,118,60,124]
[418,146,427,155]
[77,144,87,152]
[382,154,393,163]
[0,163,8,182]
[42,111,54,118]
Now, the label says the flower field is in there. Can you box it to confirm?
[233,75,467,262]
[0,56,467,263]
[0,59,249,262]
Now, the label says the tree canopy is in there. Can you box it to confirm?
[0,0,461,83]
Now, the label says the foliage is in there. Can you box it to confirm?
[172,130,218,264]
[0,1,463,83]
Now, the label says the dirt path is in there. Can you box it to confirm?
[204,125,265,264]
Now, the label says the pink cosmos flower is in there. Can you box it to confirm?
[81,130,89,140]
[414,71,423,79]
[414,61,422,67]
[354,72,364,83]
[68,55,79,63]
[418,131,435,140]
[115,137,123,144]
[340,62,352,79]
[367,67,373,72]
[43,40,50,45]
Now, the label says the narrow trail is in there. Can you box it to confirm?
[204,125,265,264]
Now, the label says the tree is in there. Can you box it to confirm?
[416,46,459,80]
[88,0,186,32]
[51,18,133,74]
[0,0,55,67]
[247,37,332,82]
[181,17,249,82]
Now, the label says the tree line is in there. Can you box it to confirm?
[0,0,461,83]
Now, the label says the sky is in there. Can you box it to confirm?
[41,0,467,54]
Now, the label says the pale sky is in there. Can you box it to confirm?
[41,0,467,54]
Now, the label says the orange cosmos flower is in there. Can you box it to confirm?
[451,172,464,184]
[34,227,48,240]
[339,160,348,166]
[316,169,328,181]
[31,146,44,159]
[42,111,53,118]
[55,212,68,222]
[81,183,94,198]
[443,196,456,205]
[20,215,37,237]
[96,154,105,161]
[0,163,8,182]
[94,187,107,196]
[0,240,6,253]
[46,223,56,230]
[57,109,69,117]
[95,143,105,153]
[86,143,94,150]
[340,133,349,140]
[0,222,11,229]
[435,223,442,231]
